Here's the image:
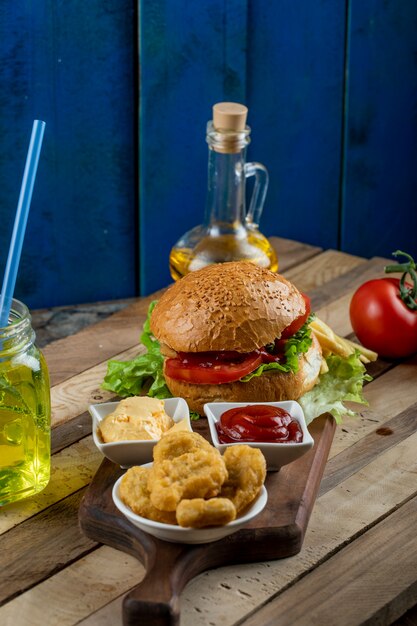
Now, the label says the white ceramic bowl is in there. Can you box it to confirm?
[112,465,268,544]
[204,401,314,472]
[89,397,191,467]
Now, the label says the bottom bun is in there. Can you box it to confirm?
[164,334,322,415]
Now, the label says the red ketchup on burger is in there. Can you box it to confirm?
[215,405,303,444]
[149,262,321,416]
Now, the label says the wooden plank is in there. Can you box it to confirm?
[239,495,417,626]
[2,359,413,621]
[42,252,376,390]
[269,237,322,273]
[28,422,417,626]
[175,428,417,625]
[77,416,334,625]
[309,255,390,312]
[31,299,134,349]
[0,546,144,626]
[4,355,410,552]
[341,1,417,262]
[247,2,346,251]
[51,411,95,455]
[50,344,140,429]
[320,401,417,496]
[139,0,248,294]
[285,249,364,293]
[328,357,417,459]
[1,247,414,626]
[0,1,137,309]
[42,296,158,387]
[0,438,101,535]
[78,596,125,626]
[0,490,96,605]
[394,605,417,626]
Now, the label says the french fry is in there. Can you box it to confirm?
[310,325,352,359]
[343,337,378,362]
[309,317,378,363]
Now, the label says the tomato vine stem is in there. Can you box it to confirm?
[384,250,417,311]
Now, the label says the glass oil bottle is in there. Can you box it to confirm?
[169,102,278,280]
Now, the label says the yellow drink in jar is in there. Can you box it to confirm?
[0,300,51,506]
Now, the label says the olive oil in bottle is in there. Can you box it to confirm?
[169,102,278,280]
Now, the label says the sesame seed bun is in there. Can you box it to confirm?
[150,262,305,353]
[148,262,322,414]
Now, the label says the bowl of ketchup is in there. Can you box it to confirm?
[204,401,314,471]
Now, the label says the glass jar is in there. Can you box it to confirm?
[0,299,51,506]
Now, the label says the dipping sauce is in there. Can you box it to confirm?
[215,405,303,443]
[99,397,174,443]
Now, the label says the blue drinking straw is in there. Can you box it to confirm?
[0,120,46,327]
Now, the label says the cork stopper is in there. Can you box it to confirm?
[212,102,248,131]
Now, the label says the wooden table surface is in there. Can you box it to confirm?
[1,237,417,626]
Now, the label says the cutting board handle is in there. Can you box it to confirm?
[79,415,336,625]
[122,542,191,626]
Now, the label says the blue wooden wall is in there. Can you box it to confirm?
[0,1,137,309]
[0,1,415,307]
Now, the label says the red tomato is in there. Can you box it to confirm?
[165,351,262,384]
[350,278,417,358]
[281,293,311,339]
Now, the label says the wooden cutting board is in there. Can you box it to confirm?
[79,414,335,626]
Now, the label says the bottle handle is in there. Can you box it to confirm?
[244,162,269,228]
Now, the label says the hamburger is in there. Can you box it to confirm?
[149,262,322,415]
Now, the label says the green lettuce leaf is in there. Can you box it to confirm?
[102,301,172,400]
[102,303,370,426]
[240,317,313,382]
[299,351,372,425]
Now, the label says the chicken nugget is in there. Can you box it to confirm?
[176,498,236,528]
[148,447,228,512]
[119,466,177,524]
[153,430,212,463]
[220,445,266,514]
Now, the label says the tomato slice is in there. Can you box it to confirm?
[280,293,311,339]
[165,351,262,384]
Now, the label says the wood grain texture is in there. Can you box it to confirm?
[328,357,417,459]
[0,546,144,626]
[240,495,417,626]
[342,1,417,262]
[2,244,416,626]
[32,300,134,348]
[79,416,335,626]
[176,425,417,625]
[394,605,417,626]
[0,490,96,604]
[0,438,101,535]
[285,249,364,293]
[269,237,322,273]
[247,2,346,250]
[320,401,417,496]
[139,0,248,294]
[0,1,137,308]
[309,255,390,312]
[43,296,157,387]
